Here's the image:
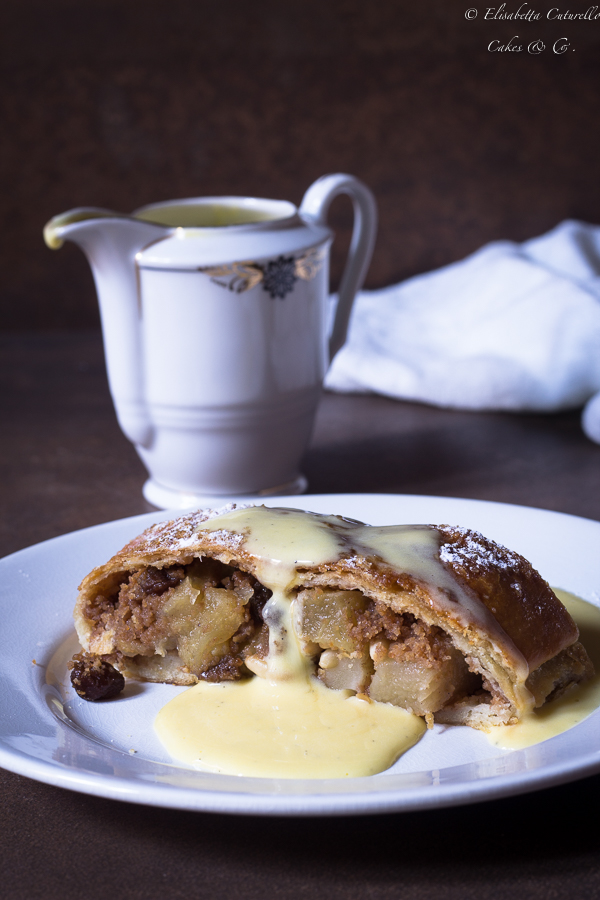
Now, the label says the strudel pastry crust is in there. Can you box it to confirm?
[73,506,593,729]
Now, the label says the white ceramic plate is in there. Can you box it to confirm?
[2,493,600,817]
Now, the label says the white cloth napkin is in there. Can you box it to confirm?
[325,220,600,443]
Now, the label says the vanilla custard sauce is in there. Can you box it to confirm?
[153,508,600,778]
[489,590,600,750]
[155,676,425,779]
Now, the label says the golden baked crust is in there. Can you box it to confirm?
[73,506,593,729]
[437,526,578,672]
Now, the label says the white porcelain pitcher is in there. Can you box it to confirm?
[44,173,377,508]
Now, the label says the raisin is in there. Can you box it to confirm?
[136,565,185,596]
[200,654,244,682]
[69,652,125,701]
[249,582,272,624]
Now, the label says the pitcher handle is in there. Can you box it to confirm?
[300,173,377,362]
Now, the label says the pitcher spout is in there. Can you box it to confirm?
[44,208,171,449]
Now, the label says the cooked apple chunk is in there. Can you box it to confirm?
[368,619,479,714]
[369,644,478,715]
[161,576,248,673]
[318,649,373,693]
[295,588,367,654]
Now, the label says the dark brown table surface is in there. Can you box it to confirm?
[2,331,600,899]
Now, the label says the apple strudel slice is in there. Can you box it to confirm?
[72,505,593,729]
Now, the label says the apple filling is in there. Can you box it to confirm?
[86,561,481,716]
[295,587,481,718]
[84,558,270,682]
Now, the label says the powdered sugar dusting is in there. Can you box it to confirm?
[126,503,255,556]
[198,528,246,549]
[438,525,523,572]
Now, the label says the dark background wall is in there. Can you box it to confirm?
[2,0,600,330]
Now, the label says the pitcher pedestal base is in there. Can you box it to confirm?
[142,475,308,510]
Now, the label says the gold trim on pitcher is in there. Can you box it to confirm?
[198,246,327,299]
